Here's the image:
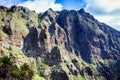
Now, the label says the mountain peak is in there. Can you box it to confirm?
[39,8,57,22]
[0,5,34,14]
[0,6,8,11]
[78,8,95,21]
[78,8,85,13]
[48,8,54,12]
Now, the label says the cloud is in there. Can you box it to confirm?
[18,0,63,13]
[85,0,120,31]
[85,0,120,13]
[94,14,120,29]
[0,0,62,13]
[0,0,23,7]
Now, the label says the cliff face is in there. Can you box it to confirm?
[57,9,120,62]
[0,6,120,80]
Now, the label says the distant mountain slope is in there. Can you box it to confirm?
[57,8,120,63]
[0,6,120,80]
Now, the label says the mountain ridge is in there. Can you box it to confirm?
[0,6,120,80]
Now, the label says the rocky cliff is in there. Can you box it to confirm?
[0,6,120,80]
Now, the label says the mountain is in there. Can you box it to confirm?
[0,6,120,80]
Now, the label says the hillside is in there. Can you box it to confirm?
[0,6,120,80]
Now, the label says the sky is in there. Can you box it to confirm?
[0,0,120,31]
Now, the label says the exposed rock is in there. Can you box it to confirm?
[40,8,57,22]
[85,67,93,76]
[23,27,38,56]
[98,61,115,80]
[80,67,93,76]
[49,46,62,63]
[0,6,8,12]
[0,6,120,80]
[10,6,23,12]
[57,8,120,63]
[2,25,12,35]
[10,6,32,14]
[51,70,69,80]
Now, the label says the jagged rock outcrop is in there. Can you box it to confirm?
[0,6,120,80]
[57,9,120,63]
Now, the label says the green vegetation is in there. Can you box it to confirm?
[104,59,117,68]
[89,64,99,75]
[33,74,45,80]
[104,60,120,79]
[38,19,42,25]
[0,30,8,38]
[11,70,20,78]
[100,77,106,80]
[0,56,45,80]
[1,6,117,80]
[51,65,63,72]
[0,56,14,78]
[38,63,48,77]
[19,63,34,79]
[6,12,13,16]
[80,75,86,80]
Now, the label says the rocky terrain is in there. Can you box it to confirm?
[0,6,120,80]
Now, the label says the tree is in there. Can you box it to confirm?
[0,56,13,78]
[0,56,34,80]
[20,63,34,80]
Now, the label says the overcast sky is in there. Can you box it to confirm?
[0,0,120,31]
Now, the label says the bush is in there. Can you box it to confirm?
[33,74,45,80]
[21,63,29,71]
[29,68,34,77]
[11,70,20,78]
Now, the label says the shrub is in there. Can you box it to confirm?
[11,70,20,78]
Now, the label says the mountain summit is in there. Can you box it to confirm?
[0,6,120,80]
